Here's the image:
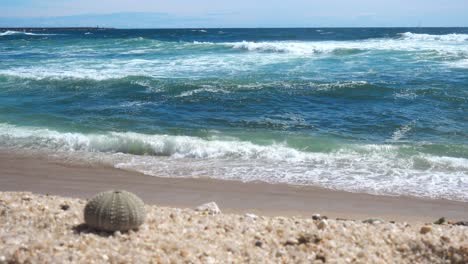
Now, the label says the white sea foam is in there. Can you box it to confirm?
[0,123,467,201]
[189,33,468,57]
[0,51,291,80]
[176,85,230,97]
[218,37,468,56]
[225,41,328,54]
[399,32,468,42]
[1,32,467,81]
[446,59,468,69]
[0,30,58,36]
[390,123,414,142]
[315,81,369,90]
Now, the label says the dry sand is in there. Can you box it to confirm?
[1,191,467,263]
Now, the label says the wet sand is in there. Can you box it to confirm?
[0,151,466,222]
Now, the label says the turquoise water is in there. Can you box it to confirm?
[0,28,467,200]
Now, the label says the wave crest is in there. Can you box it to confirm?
[226,41,328,54]
[0,123,467,201]
[399,32,468,42]
[0,30,58,36]
[198,36,468,56]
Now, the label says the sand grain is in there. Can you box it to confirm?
[1,192,467,263]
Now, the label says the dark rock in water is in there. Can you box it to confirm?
[60,204,70,211]
[434,217,446,225]
[454,221,468,226]
[255,241,263,247]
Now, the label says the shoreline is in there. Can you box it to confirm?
[0,151,466,222]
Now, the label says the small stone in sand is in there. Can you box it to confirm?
[195,202,221,215]
[318,219,328,230]
[298,233,321,245]
[245,213,258,219]
[363,218,384,224]
[434,217,446,225]
[420,226,432,234]
[455,221,468,226]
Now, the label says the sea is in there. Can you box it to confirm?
[0,28,467,201]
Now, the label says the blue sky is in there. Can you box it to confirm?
[1,0,468,28]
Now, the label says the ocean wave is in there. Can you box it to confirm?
[225,41,330,54]
[0,53,289,80]
[0,123,467,201]
[0,30,58,36]
[195,37,468,56]
[0,73,383,96]
[390,122,415,142]
[315,81,369,90]
[446,59,468,69]
[0,36,467,81]
[176,85,231,97]
[0,123,310,160]
[399,32,468,42]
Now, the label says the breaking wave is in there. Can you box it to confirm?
[0,123,467,201]
[0,30,58,36]
[1,28,467,202]
[195,33,468,55]
[399,32,468,42]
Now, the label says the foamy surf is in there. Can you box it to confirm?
[0,123,466,202]
[0,31,467,81]
[399,32,468,42]
[1,28,467,204]
[0,30,58,36]
[197,33,468,55]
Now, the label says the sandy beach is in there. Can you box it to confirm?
[0,151,467,222]
[1,151,468,263]
[2,16,468,263]
[1,191,468,263]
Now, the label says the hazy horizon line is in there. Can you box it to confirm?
[2,12,467,28]
[2,26,468,29]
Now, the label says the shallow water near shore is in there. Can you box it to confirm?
[0,28,467,201]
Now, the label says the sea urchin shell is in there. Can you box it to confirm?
[84,190,146,232]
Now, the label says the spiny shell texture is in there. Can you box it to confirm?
[84,190,146,231]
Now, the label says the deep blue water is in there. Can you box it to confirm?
[0,28,467,200]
